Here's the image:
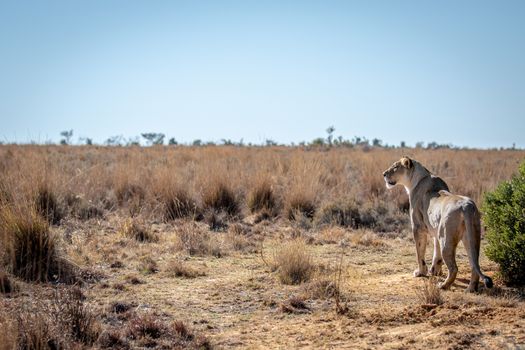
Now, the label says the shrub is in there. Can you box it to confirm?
[202,181,239,217]
[272,240,315,285]
[482,161,525,285]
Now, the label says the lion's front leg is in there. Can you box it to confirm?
[412,227,428,277]
[430,236,443,276]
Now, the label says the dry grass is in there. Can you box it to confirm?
[162,188,200,221]
[280,296,311,314]
[175,222,223,257]
[138,256,159,275]
[0,145,524,349]
[120,218,158,243]
[0,315,17,350]
[349,229,387,248]
[35,185,63,225]
[225,223,257,252]
[415,277,444,306]
[271,239,316,285]
[126,313,212,349]
[202,180,240,217]
[0,269,15,294]
[285,191,317,221]
[0,146,522,224]
[0,206,77,283]
[300,278,340,299]
[165,259,205,278]
[247,178,279,215]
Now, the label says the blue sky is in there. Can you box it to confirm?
[1,1,524,147]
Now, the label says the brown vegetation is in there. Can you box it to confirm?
[0,145,524,349]
[271,239,316,284]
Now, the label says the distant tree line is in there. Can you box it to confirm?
[0,128,520,150]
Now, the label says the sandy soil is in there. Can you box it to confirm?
[65,217,525,350]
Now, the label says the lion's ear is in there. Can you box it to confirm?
[401,156,413,169]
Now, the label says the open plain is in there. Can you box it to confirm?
[1,145,524,349]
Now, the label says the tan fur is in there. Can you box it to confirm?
[382,157,493,292]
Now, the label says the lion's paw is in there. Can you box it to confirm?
[430,265,442,276]
[413,268,427,277]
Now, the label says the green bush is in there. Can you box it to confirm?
[482,161,525,285]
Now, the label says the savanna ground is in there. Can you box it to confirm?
[0,145,524,349]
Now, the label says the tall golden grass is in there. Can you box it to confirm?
[0,145,523,226]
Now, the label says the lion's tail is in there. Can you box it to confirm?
[464,205,493,289]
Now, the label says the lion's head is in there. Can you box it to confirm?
[382,156,413,189]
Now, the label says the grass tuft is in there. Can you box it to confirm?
[202,181,240,217]
[126,313,165,340]
[0,270,15,294]
[416,277,444,306]
[247,180,278,215]
[272,240,315,285]
[163,188,200,221]
[120,219,158,243]
[285,193,316,221]
[175,223,223,257]
[166,259,205,278]
[35,186,63,225]
[0,207,73,282]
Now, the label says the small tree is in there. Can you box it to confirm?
[168,138,178,145]
[311,138,325,147]
[482,161,525,285]
[60,130,73,145]
[105,135,124,146]
[141,133,165,145]
[326,126,335,146]
[79,137,92,145]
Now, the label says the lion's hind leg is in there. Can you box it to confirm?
[462,235,480,292]
[438,221,460,290]
[430,235,443,276]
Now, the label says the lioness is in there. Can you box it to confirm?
[383,157,493,292]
